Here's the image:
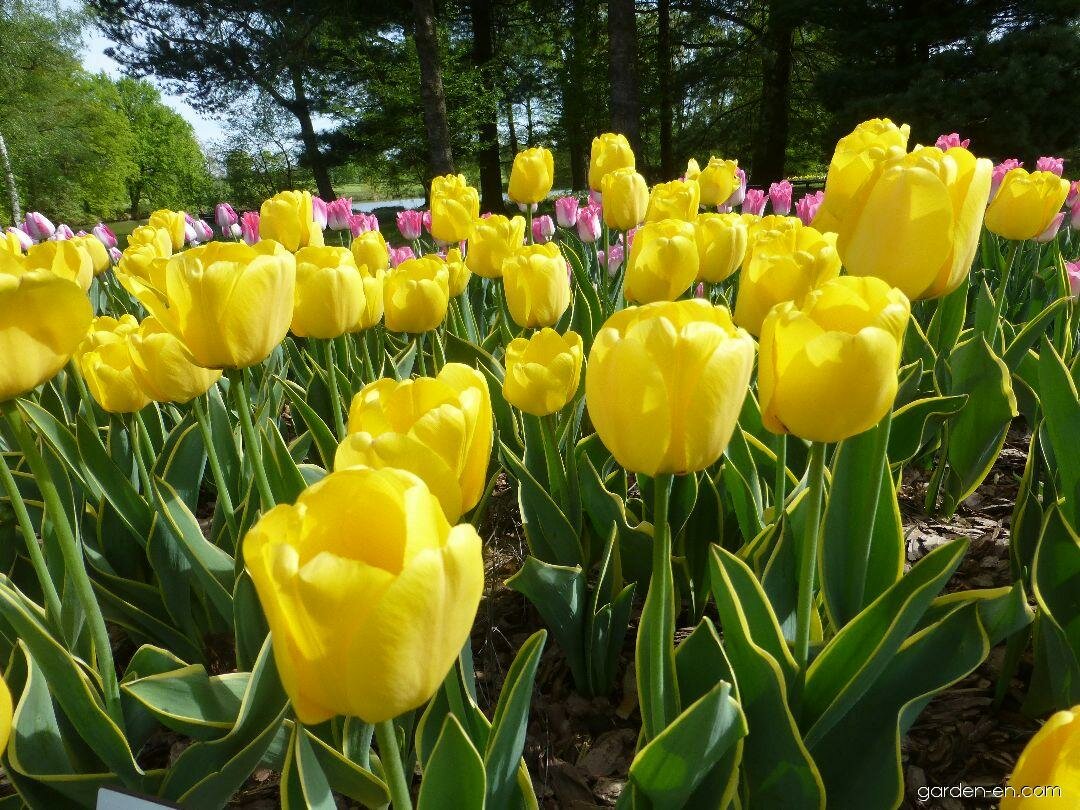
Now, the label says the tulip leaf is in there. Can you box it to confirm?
[708,547,824,809]
[806,603,989,809]
[1010,430,1045,577]
[499,442,581,566]
[301,728,389,808]
[926,273,968,355]
[93,579,203,666]
[278,379,338,471]
[628,679,746,810]
[418,715,486,810]
[918,582,1033,648]
[802,539,967,747]
[155,415,207,512]
[1003,298,1068,372]
[280,725,336,810]
[887,395,967,466]
[1023,506,1080,715]
[232,571,269,672]
[484,629,546,810]
[260,420,309,505]
[720,428,765,540]
[123,665,248,740]
[821,419,904,629]
[1037,339,1080,530]
[577,448,654,586]
[17,400,97,498]
[901,317,936,374]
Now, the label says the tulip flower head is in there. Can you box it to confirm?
[240,211,261,245]
[697,158,740,207]
[443,247,472,297]
[624,218,699,303]
[388,245,416,268]
[335,363,493,521]
[25,239,95,291]
[1066,260,1080,297]
[149,209,188,251]
[1001,705,1080,810]
[555,196,580,228]
[724,168,748,209]
[1036,156,1065,176]
[504,328,584,416]
[589,133,636,191]
[52,224,75,241]
[128,316,222,404]
[383,256,450,333]
[72,235,111,276]
[5,227,33,253]
[292,246,385,339]
[934,133,970,150]
[985,168,1070,241]
[532,214,556,244]
[92,222,118,250]
[23,211,55,242]
[327,198,354,231]
[76,315,152,414]
[990,159,1023,201]
[795,191,825,226]
[685,157,702,182]
[1070,193,1080,231]
[509,146,555,205]
[501,243,572,328]
[312,196,329,229]
[397,209,424,241]
[430,174,480,244]
[742,188,767,216]
[768,180,793,215]
[243,466,484,724]
[601,242,626,277]
[646,179,701,223]
[759,275,911,443]
[586,299,755,475]
[601,167,650,230]
[215,203,239,235]
[694,212,748,284]
[351,229,391,274]
[576,204,602,243]
[259,191,325,252]
[466,214,526,279]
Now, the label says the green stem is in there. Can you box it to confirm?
[358,332,376,382]
[375,719,413,810]
[990,241,1020,332]
[773,433,787,518]
[68,360,99,430]
[414,333,428,377]
[526,205,534,245]
[226,368,275,512]
[537,414,567,503]
[849,413,892,612]
[193,394,239,541]
[795,442,827,671]
[0,445,64,631]
[322,340,346,440]
[129,413,153,497]
[1,400,123,727]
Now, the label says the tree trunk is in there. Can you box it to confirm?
[751,0,794,184]
[562,0,591,190]
[657,0,674,179]
[470,0,504,211]
[608,0,640,157]
[0,133,21,225]
[289,68,336,200]
[413,0,455,180]
[505,99,520,155]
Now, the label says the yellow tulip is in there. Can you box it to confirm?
[685,158,701,181]
[291,246,384,339]
[0,231,23,255]
[759,276,910,443]
[0,269,92,402]
[76,315,151,414]
[501,243,572,328]
[646,179,701,223]
[1002,705,1080,810]
[383,256,450,333]
[243,466,484,724]
[586,299,755,475]
[813,118,911,235]
[624,218,699,303]
[0,674,10,754]
[128,316,221,404]
[259,191,325,252]
[444,247,471,297]
[509,147,555,204]
[25,240,94,291]
[429,174,480,244]
[601,167,650,230]
[127,225,174,258]
[335,363,493,521]
[351,229,390,273]
[503,328,583,416]
[733,219,841,337]
[131,241,297,370]
[697,158,740,207]
[589,133,636,191]
[695,212,747,283]
[148,209,188,251]
[985,168,1070,241]
[465,214,526,279]
[73,235,111,275]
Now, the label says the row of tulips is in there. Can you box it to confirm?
[0,116,1078,809]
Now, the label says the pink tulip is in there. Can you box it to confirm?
[935,133,971,150]
[768,180,793,215]
[240,211,260,245]
[604,243,625,276]
[52,224,74,240]
[327,198,353,231]
[229,223,242,239]
[724,168,748,209]
[1034,212,1065,244]
[532,214,555,244]
[555,196,580,228]
[1067,260,1080,297]
[990,159,1023,201]
[194,218,215,243]
[576,204,602,243]
[5,226,33,252]
[108,247,123,264]
[312,196,329,229]
[389,246,416,267]
[1067,180,1079,208]
[1036,156,1064,176]
[742,188,767,216]
[694,282,706,298]
[349,212,379,237]
[397,209,424,241]
[91,222,118,249]
[215,203,238,234]
[588,189,603,208]
[795,190,825,226]
[422,210,433,234]
[183,218,199,245]
[1069,195,1080,231]
[23,212,55,242]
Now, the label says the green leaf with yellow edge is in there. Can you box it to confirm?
[418,715,486,810]
[123,665,248,740]
[887,395,966,466]
[1038,338,1080,530]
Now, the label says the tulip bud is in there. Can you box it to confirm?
[601,167,650,230]
[52,224,74,241]
[444,247,472,297]
[128,316,222,404]
[6,227,33,252]
[240,212,260,246]
[259,191,325,252]
[383,256,450,333]
[430,174,480,243]
[229,223,242,240]
[1034,212,1065,244]
[1002,706,1080,809]
[742,188,767,216]
[215,203,239,234]
[148,209,188,251]
[327,198,354,231]
[351,229,391,274]
[586,299,755,475]
[724,168,748,209]
[75,315,152,414]
[504,328,583,416]
[502,243,572,328]
[696,158,739,208]
[554,196,580,228]
[1066,260,1080,297]
[694,212,747,284]
[312,196,329,229]
[603,242,625,277]
[92,222,118,250]
[576,204,602,243]
[509,146,555,205]
[465,214,526,278]
[388,245,416,268]
[685,157,701,181]
[934,133,970,150]
[72,235,111,276]
[397,209,424,241]
[25,239,95,291]
[243,466,484,724]
[0,269,92,402]
[768,180,793,215]
[291,246,385,339]
[23,212,55,242]
[109,247,123,264]
[794,190,825,226]
[985,168,1070,241]
[589,133,636,191]
[989,159,1023,201]
[532,214,556,244]
[733,218,841,336]
[646,179,700,223]
[1070,194,1080,231]
[624,218,699,303]
[1036,156,1065,176]
[335,363,493,521]
[1068,181,1079,209]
